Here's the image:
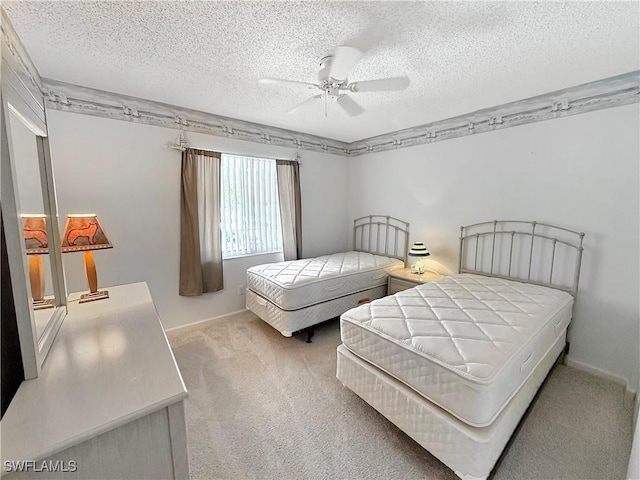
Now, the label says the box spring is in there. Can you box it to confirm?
[337,328,566,480]
[247,285,388,337]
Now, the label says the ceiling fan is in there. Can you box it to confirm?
[258,45,410,117]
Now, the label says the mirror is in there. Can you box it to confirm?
[9,111,56,340]
[1,10,67,376]
[2,103,67,373]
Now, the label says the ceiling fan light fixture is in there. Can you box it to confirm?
[327,87,341,99]
[260,43,410,117]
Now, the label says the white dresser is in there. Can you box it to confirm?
[1,283,189,479]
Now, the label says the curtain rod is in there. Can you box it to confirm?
[167,132,301,163]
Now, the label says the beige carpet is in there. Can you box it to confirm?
[168,311,634,480]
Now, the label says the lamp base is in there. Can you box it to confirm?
[33,298,55,310]
[410,263,425,275]
[79,290,109,304]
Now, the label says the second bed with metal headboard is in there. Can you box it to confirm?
[246,215,409,342]
[460,220,585,297]
[337,219,585,480]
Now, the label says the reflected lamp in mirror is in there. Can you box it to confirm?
[61,214,113,303]
[22,214,54,310]
[408,242,430,274]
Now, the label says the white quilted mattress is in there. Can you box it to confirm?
[246,251,403,311]
[341,274,573,427]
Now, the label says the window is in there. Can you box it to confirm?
[220,154,282,258]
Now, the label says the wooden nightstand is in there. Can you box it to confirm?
[388,268,445,294]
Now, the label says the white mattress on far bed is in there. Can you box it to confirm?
[340,274,573,427]
[247,251,403,311]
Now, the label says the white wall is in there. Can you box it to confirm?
[46,111,349,329]
[46,103,639,389]
[347,103,639,391]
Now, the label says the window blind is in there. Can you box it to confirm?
[220,154,283,258]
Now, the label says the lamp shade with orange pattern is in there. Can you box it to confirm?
[61,214,113,303]
[22,215,53,310]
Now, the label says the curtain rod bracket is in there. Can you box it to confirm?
[169,132,190,151]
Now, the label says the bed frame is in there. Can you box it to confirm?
[353,215,410,264]
[337,220,586,479]
[459,220,584,297]
[247,215,410,342]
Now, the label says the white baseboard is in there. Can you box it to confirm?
[165,309,249,334]
[566,357,637,402]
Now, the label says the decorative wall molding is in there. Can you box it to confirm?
[346,71,640,156]
[42,79,351,156]
[43,71,639,158]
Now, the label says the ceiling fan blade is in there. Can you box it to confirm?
[329,46,364,81]
[287,94,323,114]
[336,94,365,117]
[258,77,317,89]
[349,77,410,92]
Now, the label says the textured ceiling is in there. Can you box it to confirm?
[4,1,639,143]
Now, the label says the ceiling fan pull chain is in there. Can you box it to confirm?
[324,92,328,117]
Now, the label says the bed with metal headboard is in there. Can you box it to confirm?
[246,215,409,342]
[459,220,585,298]
[337,220,585,480]
[353,215,410,264]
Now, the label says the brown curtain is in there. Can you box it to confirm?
[179,148,223,295]
[276,160,302,260]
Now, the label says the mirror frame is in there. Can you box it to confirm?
[1,10,67,377]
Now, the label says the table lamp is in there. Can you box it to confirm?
[61,214,113,303]
[408,241,430,274]
[22,214,54,310]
